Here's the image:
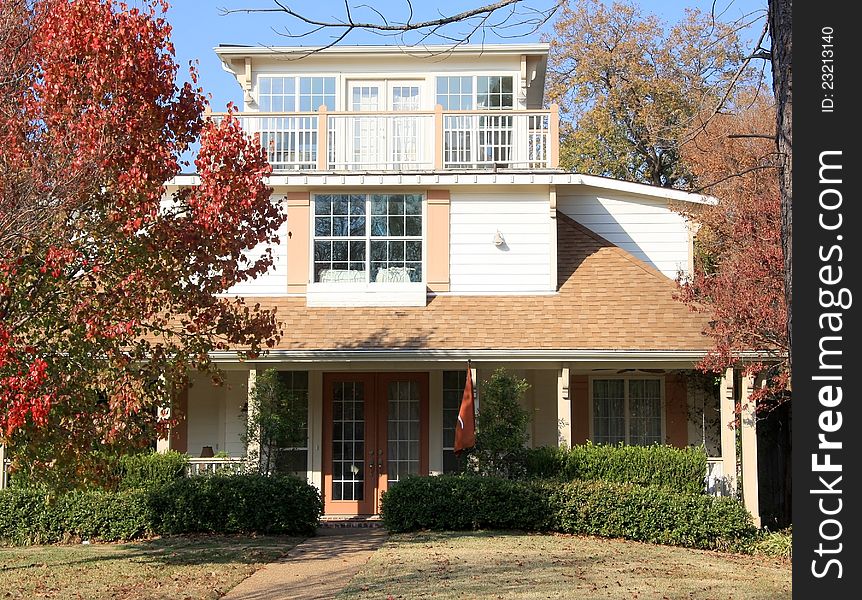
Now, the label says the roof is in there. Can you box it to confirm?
[214,43,550,59]
[241,212,711,355]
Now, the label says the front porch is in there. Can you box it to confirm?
[156,361,762,523]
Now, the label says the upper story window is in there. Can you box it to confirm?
[258,76,336,112]
[435,75,514,110]
[592,378,663,446]
[313,193,423,284]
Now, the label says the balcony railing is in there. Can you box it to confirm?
[210,104,559,172]
[186,456,248,476]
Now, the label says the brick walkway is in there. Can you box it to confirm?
[221,528,387,600]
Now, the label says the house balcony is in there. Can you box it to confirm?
[209,105,560,173]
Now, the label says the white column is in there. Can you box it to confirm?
[428,370,443,475]
[740,374,761,527]
[557,367,571,448]
[308,370,323,491]
[156,404,171,453]
[719,367,737,496]
[246,368,260,471]
[0,444,6,489]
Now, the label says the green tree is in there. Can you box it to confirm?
[244,370,307,475]
[474,369,532,478]
[547,0,754,187]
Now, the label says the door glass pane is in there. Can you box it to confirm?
[387,380,421,486]
[629,379,662,445]
[593,379,625,445]
[331,381,365,501]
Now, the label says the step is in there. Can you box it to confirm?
[319,516,385,529]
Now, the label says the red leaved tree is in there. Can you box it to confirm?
[0,0,283,487]
[675,95,788,411]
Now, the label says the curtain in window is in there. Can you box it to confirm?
[629,379,662,445]
[593,379,625,444]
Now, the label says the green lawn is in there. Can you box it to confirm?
[337,531,792,600]
[0,535,302,599]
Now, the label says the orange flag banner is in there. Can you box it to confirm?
[454,362,476,455]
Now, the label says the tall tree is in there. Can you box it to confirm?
[0,0,283,488]
[675,96,788,408]
[546,0,754,187]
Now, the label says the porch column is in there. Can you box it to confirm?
[719,367,737,496]
[155,404,171,453]
[0,444,6,490]
[246,368,260,471]
[740,374,761,526]
[557,367,571,448]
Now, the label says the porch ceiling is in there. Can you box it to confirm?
[241,212,712,354]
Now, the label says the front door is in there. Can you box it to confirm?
[322,372,428,515]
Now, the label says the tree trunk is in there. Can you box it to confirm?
[769,0,792,379]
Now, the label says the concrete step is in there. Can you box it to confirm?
[319,516,385,529]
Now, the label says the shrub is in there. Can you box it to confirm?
[380,475,755,551]
[0,488,153,544]
[0,474,321,544]
[524,443,708,495]
[380,475,552,533]
[149,474,322,536]
[119,450,189,490]
[551,480,756,550]
[752,527,792,559]
[474,369,532,478]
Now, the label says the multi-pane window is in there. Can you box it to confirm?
[313,194,423,284]
[331,380,365,501]
[258,76,336,112]
[441,370,467,474]
[477,76,514,109]
[387,380,421,485]
[273,371,309,476]
[436,76,474,110]
[592,378,662,446]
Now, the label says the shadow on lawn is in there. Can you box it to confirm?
[0,534,303,572]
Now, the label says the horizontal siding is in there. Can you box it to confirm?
[226,197,288,296]
[450,191,551,293]
[558,193,690,279]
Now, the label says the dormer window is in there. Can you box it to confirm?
[313,193,423,284]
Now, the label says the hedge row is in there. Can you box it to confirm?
[524,443,708,495]
[380,475,755,550]
[0,474,322,545]
[118,451,189,491]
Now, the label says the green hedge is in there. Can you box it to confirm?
[524,443,707,495]
[380,475,755,550]
[118,451,189,490]
[149,474,322,536]
[380,475,553,533]
[0,474,321,545]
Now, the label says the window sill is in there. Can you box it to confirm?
[306,282,427,307]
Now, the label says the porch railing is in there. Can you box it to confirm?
[185,457,248,477]
[211,104,559,172]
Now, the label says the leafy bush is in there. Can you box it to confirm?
[524,443,708,495]
[551,480,755,550]
[149,474,322,536]
[380,475,552,533]
[752,527,792,559]
[118,450,189,490]
[380,475,755,551]
[0,488,153,544]
[473,368,532,478]
[0,474,321,545]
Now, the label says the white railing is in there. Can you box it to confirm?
[705,458,733,496]
[186,457,248,477]
[211,104,559,172]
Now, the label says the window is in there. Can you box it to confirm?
[592,378,662,446]
[434,75,513,110]
[273,371,309,476]
[258,76,336,112]
[313,194,423,284]
[436,76,474,110]
[442,370,467,473]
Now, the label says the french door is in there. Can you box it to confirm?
[322,372,429,515]
[345,80,423,169]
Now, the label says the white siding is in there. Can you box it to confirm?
[558,191,690,279]
[226,197,288,296]
[449,190,552,293]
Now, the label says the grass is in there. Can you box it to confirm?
[337,531,792,600]
[0,534,302,599]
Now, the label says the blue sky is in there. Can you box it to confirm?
[165,0,768,108]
